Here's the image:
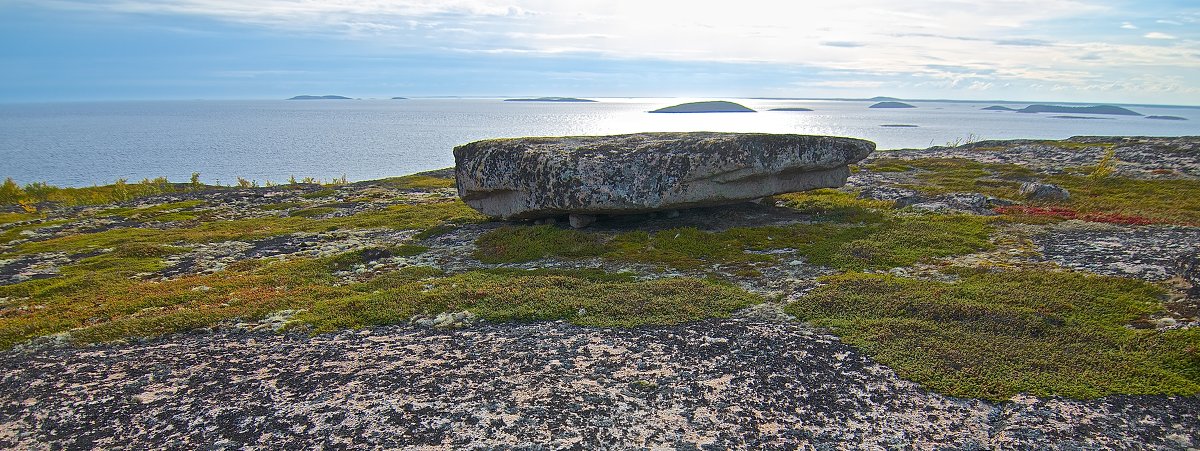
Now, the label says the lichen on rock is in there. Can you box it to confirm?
[453,132,875,219]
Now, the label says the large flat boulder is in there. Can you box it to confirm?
[454,132,875,219]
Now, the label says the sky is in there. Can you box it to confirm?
[1,0,1198,104]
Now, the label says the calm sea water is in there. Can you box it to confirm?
[1,98,1196,187]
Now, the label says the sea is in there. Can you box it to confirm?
[1,98,1196,187]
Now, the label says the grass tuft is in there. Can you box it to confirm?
[786,269,1200,400]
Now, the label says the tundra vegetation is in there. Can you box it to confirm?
[1,138,1197,401]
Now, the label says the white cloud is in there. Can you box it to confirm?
[795,80,888,89]
[1144,32,1178,40]
[22,0,1200,99]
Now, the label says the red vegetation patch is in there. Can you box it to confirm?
[994,205,1157,225]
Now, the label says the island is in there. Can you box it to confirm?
[649,101,756,113]
[503,97,597,103]
[769,107,814,112]
[869,101,916,109]
[287,95,353,100]
[1146,115,1188,121]
[1049,115,1112,120]
[391,97,407,100]
[868,96,902,101]
[982,105,1018,111]
[1016,105,1142,116]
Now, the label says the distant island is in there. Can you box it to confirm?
[287,95,352,100]
[982,105,1018,111]
[391,97,407,100]
[769,107,814,112]
[1146,115,1188,121]
[869,101,916,109]
[650,101,756,113]
[1049,115,1112,120]
[504,97,597,103]
[868,96,902,101]
[1016,105,1142,116]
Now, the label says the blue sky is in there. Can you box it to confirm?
[1,0,1198,104]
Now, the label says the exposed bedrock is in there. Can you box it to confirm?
[453,132,875,219]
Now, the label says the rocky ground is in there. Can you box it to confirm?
[1,136,1198,449]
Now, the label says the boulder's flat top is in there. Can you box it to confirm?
[453,132,872,161]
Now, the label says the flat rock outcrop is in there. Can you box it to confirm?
[453,132,875,219]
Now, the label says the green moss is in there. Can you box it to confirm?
[0,212,41,226]
[0,219,70,245]
[861,161,913,173]
[0,241,759,347]
[475,225,607,263]
[13,200,485,256]
[474,214,992,272]
[289,207,338,218]
[259,202,301,211]
[291,269,760,333]
[377,174,455,190]
[1047,175,1200,225]
[872,157,1200,225]
[786,269,1200,400]
[1044,140,1116,151]
[607,227,775,270]
[775,189,892,223]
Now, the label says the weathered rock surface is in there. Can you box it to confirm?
[3,320,1196,450]
[1019,182,1070,201]
[454,132,875,219]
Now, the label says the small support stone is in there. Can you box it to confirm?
[569,214,597,229]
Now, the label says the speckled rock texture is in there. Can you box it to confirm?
[3,320,1197,450]
[454,133,875,219]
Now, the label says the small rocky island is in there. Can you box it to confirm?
[453,133,873,225]
[287,95,352,100]
[1016,104,1142,115]
[649,101,756,113]
[1147,115,1188,121]
[982,105,1018,111]
[869,101,916,109]
[504,97,597,102]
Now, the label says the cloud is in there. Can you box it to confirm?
[1156,19,1182,25]
[795,80,887,89]
[820,41,866,48]
[1144,32,1178,40]
[18,0,1200,101]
